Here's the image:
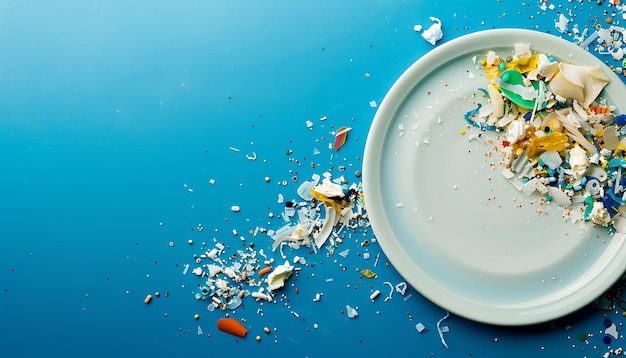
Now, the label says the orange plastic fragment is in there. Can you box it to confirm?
[592,107,610,114]
[217,317,248,338]
[144,294,153,304]
[258,266,272,277]
[526,131,569,158]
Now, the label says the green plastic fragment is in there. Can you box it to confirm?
[499,69,547,110]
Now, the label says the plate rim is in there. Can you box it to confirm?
[362,28,626,326]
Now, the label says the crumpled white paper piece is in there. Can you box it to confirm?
[422,17,443,45]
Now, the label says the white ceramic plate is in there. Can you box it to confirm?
[363,29,626,325]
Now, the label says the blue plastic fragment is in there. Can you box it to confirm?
[463,104,497,131]
[615,114,626,126]
[608,157,626,168]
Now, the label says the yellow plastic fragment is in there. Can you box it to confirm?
[526,131,569,159]
[614,139,626,156]
[506,54,540,74]
[482,54,540,83]
[361,269,376,279]
[309,188,342,214]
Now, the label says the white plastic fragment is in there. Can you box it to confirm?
[605,323,619,339]
[206,264,222,277]
[613,217,626,234]
[546,186,572,207]
[611,47,624,61]
[436,311,451,349]
[299,174,321,199]
[383,281,394,302]
[266,260,294,291]
[251,291,272,301]
[182,263,190,275]
[369,290,381,301]
[338,249,350,258]
[514,43,532,59]
[314,205,337,249]
[539,151,562,170]
[422,17,443,45]
[346,305,358,318]
[395,282,408,295]
[413,24,422,32]
[245,152,257,160]
[415,323,426,333]
[501,168,515,180]
[591,202,611,226]
[369,100,378,108]
[192,267,203,276]
[231,205,241,212]
[197,325,203,335]
[521,178,537,196]
[555,13,569,33]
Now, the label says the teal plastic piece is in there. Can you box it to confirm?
[499,69,547,110]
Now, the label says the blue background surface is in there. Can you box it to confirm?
[2,1,626,357]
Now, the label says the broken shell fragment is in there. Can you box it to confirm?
[548,63,609,108]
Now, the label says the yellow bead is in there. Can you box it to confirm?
[194,314,200,320]
[256,335,261,341]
